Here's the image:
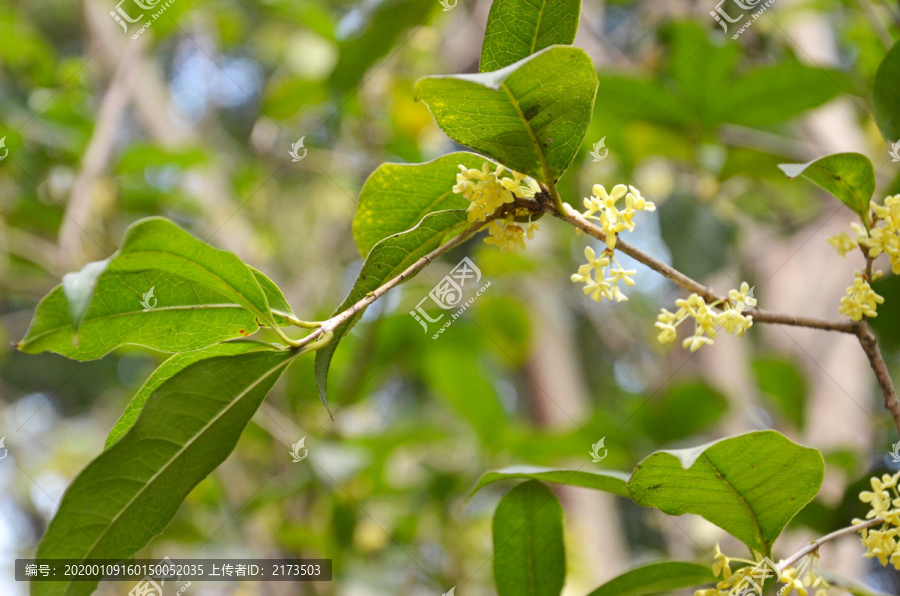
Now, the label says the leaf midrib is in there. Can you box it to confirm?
[529,0,548,55]
[700,453,767,553]
[67,355,292,588]
[499,82,552,182]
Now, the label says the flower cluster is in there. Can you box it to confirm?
[694,544,830,596]
[582,183,655,249]
[655,283,755,352]
[855,472,900,570]
[483,215,540,253]
[452,162,542,252]
[827,195,900,320]
[838,270,885,321]
[570,246,636,303]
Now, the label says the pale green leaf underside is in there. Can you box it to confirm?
[627,430,824,556]
[315,209,469,407]
[471,465,629,498]
[492,480,565,596]
[33,349,294,596]
[352,152,484,258]
[586,561,716,596]
[778,152,875,218]
[104,341,274,448]
[480,0,581,72]
[18,270,260,360]
[416,45,597,183]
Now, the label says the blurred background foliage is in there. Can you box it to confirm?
[3,0,900,594]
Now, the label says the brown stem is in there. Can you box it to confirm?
[778,517,882,571]
[553,203,900,433]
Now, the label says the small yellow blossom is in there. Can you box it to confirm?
[712,544,731,579]
[827,231,858,256]
[582,183,655,249]
[570,246,636,303]
[484,216,527,253]
[453,162,540,223]
[655,284,755,352]
[839,272,884,321]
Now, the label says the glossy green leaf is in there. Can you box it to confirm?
[779,153,875,218]
[874,41,900,141]
[352,152,482,258]
[472,466,629,498]
[480,0,581,72]
[416,46,598,183]
[315,210,469,408]
[18,270,260,360]
[18,217,289,360]
[627,430,824,556]
[249,266,298,327]
[104,341,274,449]
[34,349,295,596]
[586,561,716,596]
[493,480,565,596]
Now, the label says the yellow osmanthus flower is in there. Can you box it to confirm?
[693,545,830,596]
[570,246,635,303]
[655,285,754,352]
[452,162,542,252]
[826,231,857,256]
[838,271,884,322]
[855,472,900,572]
[582,183,655,249]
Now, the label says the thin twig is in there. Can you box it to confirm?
[552,202,900,432]
[292,218,487,349]
[778,517,882,571]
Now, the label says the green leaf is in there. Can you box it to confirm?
[472,466,629,498]
[586,561,717,596]
[778,153,875,218]
[751,356,807,429]
[416,46,598,183]
[314,210,469,408]
[104,341,274,449]
[492,480,566,596]
[33,349,295,596]
[353,152,483,258]
[627,430,824,556]
[18,270,260,360]
[18,217,289,360]
[874,41,900,141]
[249,266,297,327]
[716,63,850,127]
[480,0,581,73]
[637,381,728,445]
